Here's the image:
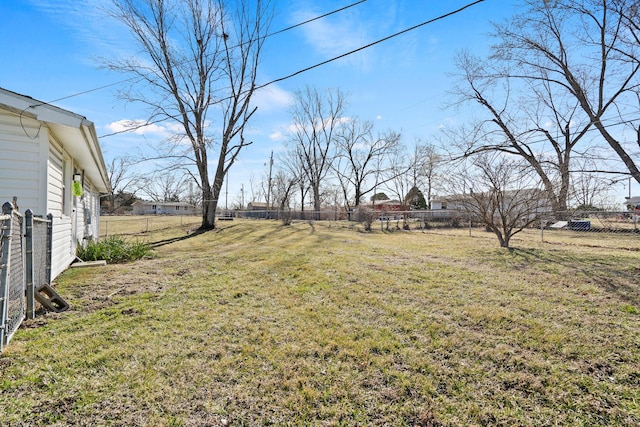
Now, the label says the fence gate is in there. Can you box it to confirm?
[0,203,25,351]
[0,203,53,352]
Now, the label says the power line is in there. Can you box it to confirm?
[487,113,640,149]
[257,0,486,88]
[100,0,487,138]
[33,0,368,107]
[268,0,367,38]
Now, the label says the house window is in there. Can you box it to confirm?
[152,205,157,210]
[441,203,447,209]
[176,206,180,211]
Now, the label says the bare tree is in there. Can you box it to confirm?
[570,159,617,210]
[412,140,442,209]
[247,172,261,204]
[104,0,272,229]
[451,154,547,248]
[271,170,298,210]
[279,146,309,211]
[450,50,592,215]
[332,118,401,209]
[286,86,347,215]
[491,0,640,184]
[269,170,297,225]
[139,171,189,202]
[382,145,414,208]
[105,156,141,213]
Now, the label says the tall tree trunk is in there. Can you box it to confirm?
[201,181,216,230]
[313,187,321,219]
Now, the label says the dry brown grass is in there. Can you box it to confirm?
[1,218,640,426]
[100,214,202,238]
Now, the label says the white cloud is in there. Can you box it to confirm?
[106,119,172,136]
[290,6,372,70]
[252,84,294,112]
[28,0,133,55]
[269,131,285,141]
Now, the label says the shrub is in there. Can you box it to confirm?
[77,236,152,264]
[354,206,376,231]
[281,209,292,226]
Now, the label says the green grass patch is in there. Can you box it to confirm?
[2,219,640,426]
[77,235,152,263]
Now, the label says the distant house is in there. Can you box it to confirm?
[369,200,404,211]
[625,196,640,211]
[132,200,198,215]
[244,201,269,219]
[430,195,467,211]
[246,201,268,211]
[432,189,553,222]
[0,87,110,279]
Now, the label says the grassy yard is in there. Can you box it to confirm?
[2,218,640,426]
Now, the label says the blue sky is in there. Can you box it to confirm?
[2,0,637,204]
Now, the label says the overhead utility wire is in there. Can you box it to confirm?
[480,112,640,149]
[100,0,486,138]
[32,0,368,107]
[267,0,366,38]
[257,0,485,88]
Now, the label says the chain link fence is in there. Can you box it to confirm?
[229,207,640,249]
[537,210,640,249]
[0,203,53,352]
[100,215,202,237]
[25,211,53,320]
[0,203,24,351]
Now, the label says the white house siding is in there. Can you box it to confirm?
[0,110,43,210]
[1,88,111,280]
[47,145,74,278]
[48,135,109,277]
[90,186,101,239]
[74,192,83,250]
[80,181,101,240]
[51,216,73,280]
[0,111,80,280]
[47,146,65,216]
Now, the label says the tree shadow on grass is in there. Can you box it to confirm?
[149,228,210,248]
[148,221,315,248]
[511,247,640,306]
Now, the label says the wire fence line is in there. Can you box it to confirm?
[230,208,640,249]
[100,209,640,251]
[234,208,640,229]
[100,215,202,237]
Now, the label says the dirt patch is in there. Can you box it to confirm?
[20,258,172,329]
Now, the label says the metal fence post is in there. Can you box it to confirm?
[24,210,34,319]
[46,214,53,285]
[0,203,14,351]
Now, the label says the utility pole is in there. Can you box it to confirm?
[266,150,273,214]
[240,184,244,210]
[225,178,228,211]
